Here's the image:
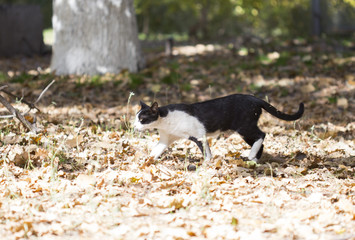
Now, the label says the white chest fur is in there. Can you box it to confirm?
[157,110,206,139]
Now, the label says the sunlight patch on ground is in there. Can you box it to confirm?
[173,44,222,56]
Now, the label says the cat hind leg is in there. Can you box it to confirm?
[248,138,264,162]
[189,136,212,161]
[239,128,265,162]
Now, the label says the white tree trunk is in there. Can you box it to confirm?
[51,0,144,75]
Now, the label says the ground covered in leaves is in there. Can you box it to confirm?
[0,38,354,239]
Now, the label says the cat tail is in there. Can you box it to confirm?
[260,100,304,121]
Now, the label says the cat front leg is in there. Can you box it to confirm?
[150,142,168,160]
[150,131,177,160]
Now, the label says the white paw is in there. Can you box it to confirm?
[150,143,167,160]
[149,151,161,160]
[204,153,212,161]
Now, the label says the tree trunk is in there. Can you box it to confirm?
[50,0,144,75]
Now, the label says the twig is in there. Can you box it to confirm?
[0,80,55,114]
[0,94,37,133]
[23,79,55,115]
[1,87,40,112]
[0,80,55,133]
[0,114,16,119]
[34,79,55,104]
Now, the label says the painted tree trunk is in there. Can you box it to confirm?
[51,0,144,75]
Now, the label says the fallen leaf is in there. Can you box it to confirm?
[141,157,154,169]
[231,217,239,226]
[3,133,20,144]
[65,134,84,148]
[8,146,28,167]
[302,83,316,93]
[336,97,348,109]
[215,159,222,169]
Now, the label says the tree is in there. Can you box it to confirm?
[50,0,144,75]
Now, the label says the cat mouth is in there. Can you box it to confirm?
[133,123,144,132]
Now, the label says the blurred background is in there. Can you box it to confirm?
[0,0,354,109]
[1,0,355,46]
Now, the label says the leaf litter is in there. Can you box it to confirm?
[0,39,354,239]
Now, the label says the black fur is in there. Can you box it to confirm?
[190,94,303,133]
[138,101,159,124]
[155,94,303,132]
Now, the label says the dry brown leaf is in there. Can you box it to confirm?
[141,157,155,169]
[3,133,20,144]
[302,83,316,93]
[215,159,222,169]
[336,97,348,109]
[65,134,84,148]
[7,146,28,167]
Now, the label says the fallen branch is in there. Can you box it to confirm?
[1,88,40,112]
[0,80,55,113]
[0,80,55,133]
[0,94,37,133]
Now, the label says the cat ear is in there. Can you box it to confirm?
[140,101,149,109]
[150,102,159,114]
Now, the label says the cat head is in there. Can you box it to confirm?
[134,101,159,131]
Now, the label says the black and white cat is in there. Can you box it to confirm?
[134,94,304,162]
